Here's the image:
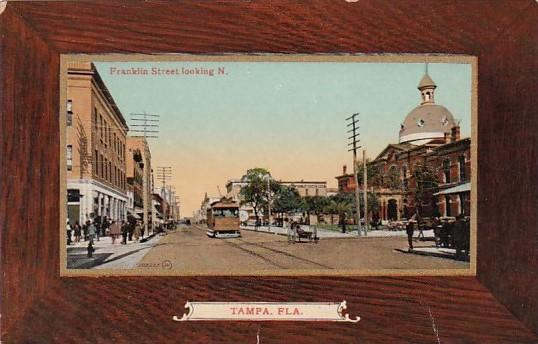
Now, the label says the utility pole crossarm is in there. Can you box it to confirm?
[345,113,363,237]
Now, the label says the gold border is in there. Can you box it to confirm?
[59,54,477,277]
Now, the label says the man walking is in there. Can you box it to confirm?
[87,221,97,245]
[121,221,129,245]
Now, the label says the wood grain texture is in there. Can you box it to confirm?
[4,277,538,344]
[476,3,538,334]
[1,0,538,342]
[0,9,61,335]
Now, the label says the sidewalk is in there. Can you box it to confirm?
[240,225,434,239]
[395,245,470,262]
[67,232,163,269]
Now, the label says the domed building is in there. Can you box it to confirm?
[399,71,458,145]
[336,67,471,223]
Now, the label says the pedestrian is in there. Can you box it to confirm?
[66,219,72,245]
[406,219,415,251]
[87,221,97,245]
[121,221,129,245]
[83,220,90,241]
[87,240,95,258]
[109,220,121,244]
[74,221,82,242]
[453,213,467,259]
[128,222,134,241]
[415,213,424,240]
[133,221,142,242]
[94,217,101,242]
[101,216,110,238]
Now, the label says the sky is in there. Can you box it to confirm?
[95,60,472,217]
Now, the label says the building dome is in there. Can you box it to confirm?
[399,70,458,144]
[399,104,457,143]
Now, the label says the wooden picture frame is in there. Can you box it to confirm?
[1,1,537,342]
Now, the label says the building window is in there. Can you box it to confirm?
[94,108,98,132]
[445,195,451,217]
[100,115,104,140]
[94,149,98,174]
[443,159,451,183]
[458,155,466,182]
[66,145,73,171]
[460,193,468,216]
[66,100,73,126]
[402,165,408,190]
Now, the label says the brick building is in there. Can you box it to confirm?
[66,62,128,226]
[336,69,471,222]
[126,137,152,231]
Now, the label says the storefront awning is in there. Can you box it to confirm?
[127,208,141,219]
[434,182,471,196]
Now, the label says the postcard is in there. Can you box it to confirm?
[60,54,476,276]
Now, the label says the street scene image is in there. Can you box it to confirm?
[64,58,473,274]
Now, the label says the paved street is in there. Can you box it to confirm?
[67,234,162,269]
[135,225,469,274]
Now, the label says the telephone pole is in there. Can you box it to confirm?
[346,113,363,237]
[156,166,172,194]
[130,112,160,235]
[363,149,369,235]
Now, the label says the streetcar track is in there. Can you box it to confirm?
[236,238,334,270]
[223,240,288,269]
[192,225,333,269]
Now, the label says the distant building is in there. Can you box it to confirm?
[225,178,327,199]
[66,62,128,226]
[278,180,327,197]
[198,193,221,224]
[126,137,152,226]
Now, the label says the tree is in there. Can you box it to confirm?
[301,196,330,224]
[356,161,381,187]
[412,162,439,217]
[359,192,380,226]
[272,186,302,225]
[327,192,355,232]
[239,168,280,226]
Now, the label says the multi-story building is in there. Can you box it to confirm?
[66,62,128,226]
[126,137,152,231]
[198,193,221,224]
[336,69,471,222]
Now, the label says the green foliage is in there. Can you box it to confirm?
[302,195,330,215]
[413,162,439,216]
[364,192,380,214]
[356,161,381,185]
[239,167,280,221]
[325,192,354,216]
[273,186,302,214]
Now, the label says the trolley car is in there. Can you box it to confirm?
[206,200,241,238]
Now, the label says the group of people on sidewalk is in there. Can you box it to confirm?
[406,213,470,259]
[66,216,147,246]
